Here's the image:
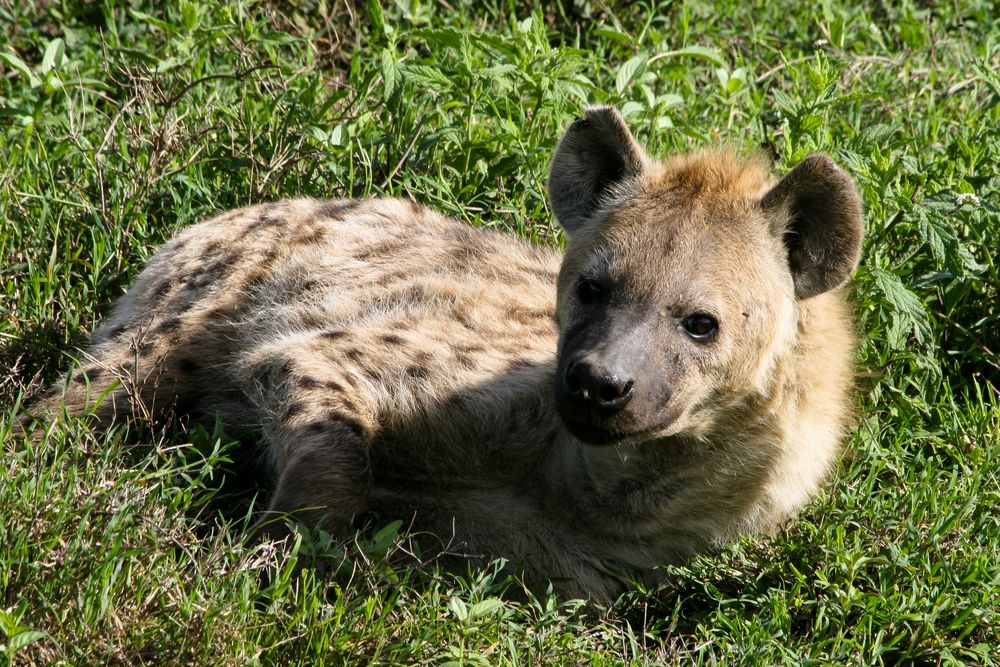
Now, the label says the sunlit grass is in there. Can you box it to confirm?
[2,1,998,664]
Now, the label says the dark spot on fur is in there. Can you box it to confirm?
[299,377,320,389]
[506,307,550,324]
[323,379,344,392]
[447,241,485,269]
[204,240,222,255]
[242,215,282,236]
[317,200,362,220]
[455,353,477,369]
[456,343,486,354]
[381,334,404,345]
[82,367,103,382]
[242,271,268,290]
[305,411,365,440]
[207,304,237,321]
[105,324,127,339]
[445,226,475,243]
[293,227,325,245]
[495,271,523,285]
[375,270,410,287]
[320,330,347,341]
[173,298,195,314]
[157,317,182,334]
[285,402,305,419]
[328,410,365,439]
[455,311,477,331]
[353,239,402,262]
[153,280,172,297]
[345,348,364,362]
[405,365,430,380]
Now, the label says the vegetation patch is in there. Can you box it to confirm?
[2,0,997,664]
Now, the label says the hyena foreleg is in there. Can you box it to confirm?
[240,346,375,539]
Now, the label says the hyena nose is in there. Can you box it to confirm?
[564,359,635,412]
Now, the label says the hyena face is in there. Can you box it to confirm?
[548,108,863,445]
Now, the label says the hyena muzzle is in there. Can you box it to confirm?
[23,107,864,600]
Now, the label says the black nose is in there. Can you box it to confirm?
[564,359,635,412]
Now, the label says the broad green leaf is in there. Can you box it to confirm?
[410,27,464,50]
[615,55,646,94]
[40,39,65,75]
[8,630,46,655]
[871,267,932,348]
[0,52,41,87]
[467,598,505,621]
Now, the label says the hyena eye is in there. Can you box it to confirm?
[682,313,719,341]
[577,279,605,304]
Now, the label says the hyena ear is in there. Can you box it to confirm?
[548,107,648,235]
[761,154,864,300]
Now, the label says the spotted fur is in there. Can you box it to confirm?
[28,107,864,600]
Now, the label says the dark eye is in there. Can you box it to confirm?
[682,313,719,341]
[577,279,605,305]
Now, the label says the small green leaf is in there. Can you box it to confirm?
[448,596,468,622]
[381,48,400,101]
[329,124,348,147]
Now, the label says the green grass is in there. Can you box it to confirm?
[2,0,998,664]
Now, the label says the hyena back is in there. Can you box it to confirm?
[28,107,863,600]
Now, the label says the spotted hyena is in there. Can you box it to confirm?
[27,107,863,600]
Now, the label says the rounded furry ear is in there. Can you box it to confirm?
[762,155,864,300]
[548,107,648,235]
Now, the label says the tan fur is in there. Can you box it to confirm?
[26,108,864,601]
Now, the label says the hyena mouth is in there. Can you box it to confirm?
[558,411,677,447]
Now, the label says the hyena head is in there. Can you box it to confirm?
[547,107,863,445]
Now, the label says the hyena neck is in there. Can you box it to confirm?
[541,396,784,540]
